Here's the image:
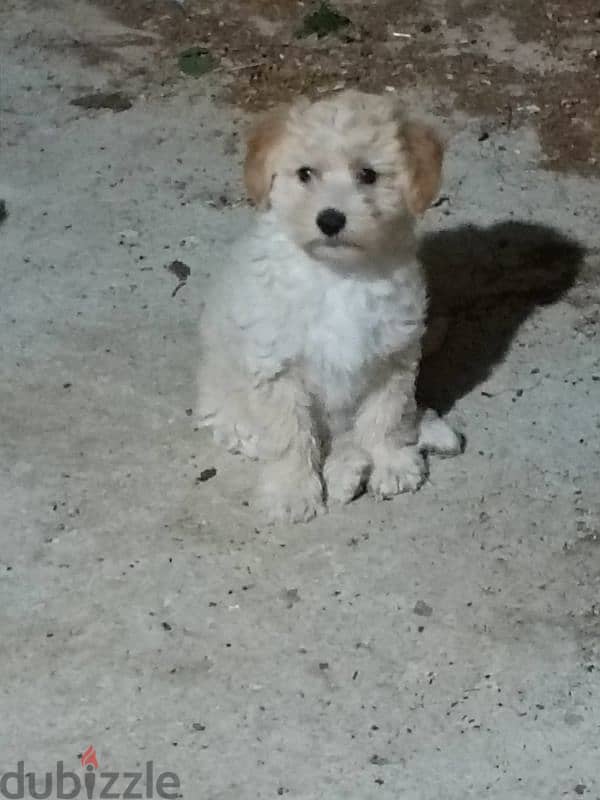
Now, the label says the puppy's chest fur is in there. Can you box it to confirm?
[301,270,425,408]
[233,226,427,411]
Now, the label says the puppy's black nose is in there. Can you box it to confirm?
[316,208,346,237]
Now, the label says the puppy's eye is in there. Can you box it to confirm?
[297,166,313,184]
[357,167,377,185]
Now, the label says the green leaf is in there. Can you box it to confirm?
[297,2,351,38]
[178,47,218,77]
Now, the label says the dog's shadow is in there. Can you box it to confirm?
[417,220,585,414]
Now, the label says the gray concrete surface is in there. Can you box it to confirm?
[1,2,599,798]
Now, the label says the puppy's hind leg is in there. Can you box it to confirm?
[197,354,257,456]
[354,347,427,499]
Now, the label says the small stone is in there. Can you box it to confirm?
[197,468,217,483]
[413,600,433,617]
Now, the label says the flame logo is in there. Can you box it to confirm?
[81,746,99,770]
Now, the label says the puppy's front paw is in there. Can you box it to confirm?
[369,446,427,499]
[259,463,324,524]
[324,445,371,506]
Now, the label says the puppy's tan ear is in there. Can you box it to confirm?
[244,107,289,208]
[400,120,444,215]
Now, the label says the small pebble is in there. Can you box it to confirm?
[413,600,433,617]
[197,467,217,482]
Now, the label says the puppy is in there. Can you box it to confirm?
[198,90,462,522]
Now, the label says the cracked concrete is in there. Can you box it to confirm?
[1,1,599,798]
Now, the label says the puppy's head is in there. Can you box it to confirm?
[244,90,443,266]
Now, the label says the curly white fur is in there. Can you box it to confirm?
[198,91,462,522]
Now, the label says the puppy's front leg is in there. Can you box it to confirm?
[254,371,324,523]
[355,347,426,499]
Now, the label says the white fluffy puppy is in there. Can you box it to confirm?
[198,90,462,522]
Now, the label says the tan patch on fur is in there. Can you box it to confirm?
[400,121,444,215]
[244,107,289,207]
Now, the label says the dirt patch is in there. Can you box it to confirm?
[71,90,133,111]
[94,0,600,175]
[165,259,191,282]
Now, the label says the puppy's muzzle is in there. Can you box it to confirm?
[316,208,346,237]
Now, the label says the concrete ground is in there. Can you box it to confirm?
[1,1,599,798]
